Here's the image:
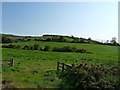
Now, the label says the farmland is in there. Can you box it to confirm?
[1,40,119,88]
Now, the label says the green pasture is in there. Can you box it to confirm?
[2,41,119,88]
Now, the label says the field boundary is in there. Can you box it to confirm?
[57,61,74,72]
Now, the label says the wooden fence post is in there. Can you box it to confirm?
[11,58,14,66]
[57,61,59,70]
[62,63,64,72]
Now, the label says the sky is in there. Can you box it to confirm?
[2,2,118,42]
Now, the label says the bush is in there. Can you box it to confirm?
[75,48,86,53]
[62,46,77,52]
[22,45,33,50]
[43,46,50,51]
[33,44,39,50]
[52,46,77,52]
[46,38,52,41]
[2,45,8,48]
[58,62,120,89]
[52,46,88,53]
[2,37,14,43]
[52,47,61,52]
[2,44,21,49]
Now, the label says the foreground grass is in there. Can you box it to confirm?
[2,41,119,88]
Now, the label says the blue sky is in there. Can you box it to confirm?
[2,2,118,41]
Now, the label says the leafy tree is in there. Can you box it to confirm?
[71,35,74,38]
[110,37,117,45]
[88,37,92,41]
[105,40,109,44]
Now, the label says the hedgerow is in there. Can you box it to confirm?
[2,44,21,49]
[52,46,88,53]
[2,44,92,54]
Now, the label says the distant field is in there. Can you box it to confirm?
[2,41,119,88]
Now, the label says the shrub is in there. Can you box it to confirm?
[2,45,8,48]
[46,38,52,41]
[2,44,21,49]
[52,46,88,53]
[52,46,77,52]
[58,62,120,89]
[62,46,77,52]
[28,39,31,41]
[33,44,39,50]
[2,37,14,43]
[34,39,40,41]
[52,47,61,52]
[43,46,50,51]
[22,45,33,50]
[75,48,87,53]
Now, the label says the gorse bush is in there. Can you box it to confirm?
[58,62,120,89]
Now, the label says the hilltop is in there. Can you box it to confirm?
[1,33,119,46]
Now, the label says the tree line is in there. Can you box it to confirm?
[1,34,119,46]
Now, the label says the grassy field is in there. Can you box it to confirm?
[2,41,119,88]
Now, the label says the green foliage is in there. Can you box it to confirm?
[52,46,76,52]
[2,41,119,88]
[22,45,33,50]
[52,46,88,53]
[2,43,90,53]
[75,48,87,53]
[43,45,50,51]
[2,36,14,43]
[79,38,85,43]
[46,38,52,41]
[33,44,39,50]
[2,44,21,49]
[110,40,117,46]
[2,66,22,72]
[58,62,120,89]
[72,38,80,43]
